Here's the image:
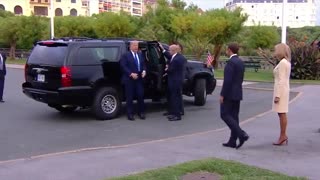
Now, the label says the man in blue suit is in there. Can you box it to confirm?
[160,44,186,121]
[220,43,249,149]
[0,52,6,103]
[162,43,186,117]
[120,41,146,121]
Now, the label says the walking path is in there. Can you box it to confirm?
[1,66,319,180]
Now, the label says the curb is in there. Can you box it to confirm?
[7,64,24,69]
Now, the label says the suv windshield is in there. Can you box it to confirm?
[28,44,67,66]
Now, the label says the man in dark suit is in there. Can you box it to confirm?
[159,44,186,121]
[161,43,186,117]
[0,52,6,103]
[120,41,146,121]
[220,42,249,149]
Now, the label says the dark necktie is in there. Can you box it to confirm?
[134,53,140,72]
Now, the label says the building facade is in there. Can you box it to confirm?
[98,0,143,16]
[0,0,90,16]
[0,0,146,17]
[225,0,317,27]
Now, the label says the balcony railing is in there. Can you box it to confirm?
[30,0,50,5]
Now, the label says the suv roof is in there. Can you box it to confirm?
[40,37,153,43]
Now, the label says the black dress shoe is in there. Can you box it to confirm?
[127,115,135,121]
[0,100,4,103]
[168,116,181,121]
[138,113,145,120]
[236,134,249,149]
[222,142,236,148]
[164,112,183,116]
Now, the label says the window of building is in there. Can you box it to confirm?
[71,0,76,3]
[56,0,61,2]
[70,9,77,16]
[55,8,63,16]
[34,6,48,16]
[14,6,23,15]
[0,4,5,10]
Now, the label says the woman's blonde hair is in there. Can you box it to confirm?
[274,43,291,62]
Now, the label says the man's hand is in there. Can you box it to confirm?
[142,71,146,78]
[130,73,138,80]
[220,96,224,104]
[165,65,168,71]
[158,43,164,52]
[274,97,280,104]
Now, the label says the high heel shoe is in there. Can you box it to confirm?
[273,138,288,146]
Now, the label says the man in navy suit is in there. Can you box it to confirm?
[0,52,6,103]
[160,44,186,121]
[120,41,146,121]
[220,43,249,149]
[162,43,186,117]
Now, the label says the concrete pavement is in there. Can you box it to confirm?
[0,84,319,180]
[0,65,319,180]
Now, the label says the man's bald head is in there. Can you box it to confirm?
[169,44,179,55]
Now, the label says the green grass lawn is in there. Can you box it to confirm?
[108,158,305,180]
[214,69,320,85]
[6,58,27,65]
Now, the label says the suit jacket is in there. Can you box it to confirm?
[164,52,186,85]
[120,51,146,83]
[0,53,6,78]
[220,55,244,101]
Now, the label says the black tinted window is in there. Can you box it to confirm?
[28,45,67,65]
[75,47,119,65]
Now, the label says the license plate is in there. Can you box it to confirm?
[37,74,45,82]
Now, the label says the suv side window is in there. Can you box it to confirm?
[74,47,120,65]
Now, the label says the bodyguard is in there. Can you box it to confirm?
[0,52,6,103]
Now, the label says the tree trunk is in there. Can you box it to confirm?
[213,44,223,69]
[9,41,17,60]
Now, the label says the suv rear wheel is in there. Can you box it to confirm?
[92,87,121,120]
[194,79,207,106]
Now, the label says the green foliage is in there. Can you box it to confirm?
[289,38,320,80]
[55,16,97,38]
[93,12,136,38]
[18,15,48,49]
[247,25,280,49]
[288,26,320,43]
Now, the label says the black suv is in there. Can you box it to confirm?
[22,37,216,120]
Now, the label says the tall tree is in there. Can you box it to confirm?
[0,16,23,59]
[93,12,136,38]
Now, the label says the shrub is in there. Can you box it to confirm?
[289,38,320,80]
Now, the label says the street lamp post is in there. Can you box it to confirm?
[281,0,286,43]
[50,0,55,39]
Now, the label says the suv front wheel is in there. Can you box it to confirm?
[194,78,207,106]
[92,87,121,120]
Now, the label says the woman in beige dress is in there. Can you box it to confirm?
[272,43,291,146]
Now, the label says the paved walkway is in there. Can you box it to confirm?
[1,67,319,180]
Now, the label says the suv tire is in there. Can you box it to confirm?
[92,87,121,120]
[194,79,206,106]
